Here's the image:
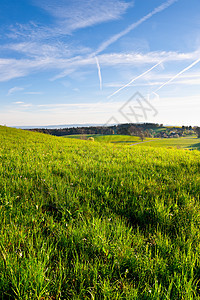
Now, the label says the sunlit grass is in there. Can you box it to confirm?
[64,134,200,150]
[65,134,151,144]
[1,126,200,299]
[135,136,200,150]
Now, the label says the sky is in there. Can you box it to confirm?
[0,0,200,127]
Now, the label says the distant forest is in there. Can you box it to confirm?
[27,123,197,139]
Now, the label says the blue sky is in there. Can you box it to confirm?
[0,0,200,126]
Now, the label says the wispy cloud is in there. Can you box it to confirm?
[95,56,102,90]
[20,103,33,107]
[3,0,179,85]
[2,41,90,59]
[32,0,132,33]
[11,101,32,107]
[8,0,132,42]
[7,86,24,96]
[49,50,200,81]
[98,50,199,65]
[0,49,199,83]
[93,0,178,55]
[0,58,46,82]
[24,91,43,95]
[13,101,24,104]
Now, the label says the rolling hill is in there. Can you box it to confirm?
[1,126,200,299]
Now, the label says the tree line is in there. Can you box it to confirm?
[27,123,199,139]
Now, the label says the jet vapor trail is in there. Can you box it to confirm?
[152,92,160,100]
[53,0,178,84]
[94,0,178,56]
[108,60,164,99]
[95,56,102,90]
[155,57,200,92]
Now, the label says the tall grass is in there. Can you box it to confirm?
[0,126,200,299]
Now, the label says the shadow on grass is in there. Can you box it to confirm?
[187,142,200,151]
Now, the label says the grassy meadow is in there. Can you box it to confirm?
[65,134,200,150]
[1,126,200,299]
[133,136,200,150]
[65,134,148,144]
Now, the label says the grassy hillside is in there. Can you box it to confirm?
[1,126,200,299]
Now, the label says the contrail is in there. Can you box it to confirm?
[95,56,102,90]
[108,60,164,99]
[94,0,178,56]
[152,92,160,100]
[155,57,200,92]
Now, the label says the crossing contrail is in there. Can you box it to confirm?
[108,60,164,99]
[95,56,102,90]
[94,0,178,56]
[155,57,200,92]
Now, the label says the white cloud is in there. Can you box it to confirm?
[20,104,33,107]
[32,0,132,33]
[24,91,43,95]
[50,50,200,81]
[0,49,200,83]
[0,57,64,82]
[8,0,132,42]
[97,50,200,65]
[7,86,24,96]
[1,42,90,59]
[11,101,32,107]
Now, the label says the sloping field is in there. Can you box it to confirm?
[134,136,200,150]
[65,134,200,150]
[1,126,200,299]
[64,134,142,144]
[95,135,200,150]
[94,135,149,144]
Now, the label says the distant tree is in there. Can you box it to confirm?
[138,132,145,141]
[194,127,200,138]
[144,130,151,137]
[128,125,138,136]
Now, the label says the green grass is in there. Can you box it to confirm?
[65,134,200,150]
[134,136,200,150]
[94,135,146,144]
[63,134,101,140]
[65,134,152,144]
[1,126,200,299]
